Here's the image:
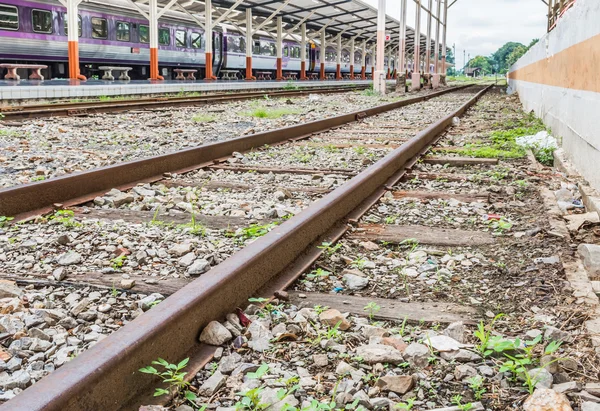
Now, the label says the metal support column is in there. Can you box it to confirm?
[66,0,85,80]
[441,0,448,84]
[374,0,386,94]
[361,42,366,80]
[349,38,355,80]
[300,24,308,80]
[396,0,407,92]
[204,0,216,80]
[149,0,163,80]
[412,0,422,91]
[320,31,326,81]
[426,0,432,75]
[432,0,442,88]
[246,9,254,80]
[336,34,342,80]
[276,16,283,80]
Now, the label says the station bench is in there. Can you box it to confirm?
[256,71,272,80]
[285,72,298,80]
[99,66,133,81]
[309,73,319,80]
[326,73,335,80]
[220,70,239,80]
[174,68,197,80]
[0,63,48,81]
[343,73,353,80]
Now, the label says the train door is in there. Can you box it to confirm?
[309,43,316,71]
[212,30,224,76]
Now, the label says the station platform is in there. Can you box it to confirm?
[0,78,392,101]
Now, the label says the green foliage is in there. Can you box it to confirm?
[306,268,331,280]
[139,357,197,406]
[363,302,381,320]
[247,364,270,380]
[394,399,415,410]
[236,387,269,411]
[362,85,378,96]
[192,113,216,123]
[49,210,81,228]
[466,375,486,400]
[487,217,513,234]
[451,395,473,411]
[317,241,342,256]
[0,216,13,228]
[232,222,278,242]
[178,213,206,237]
[474,313,504,356]
[283,81,299,90]
[506,45,528,67]
[111,254,127,270]
[247,107,300,119]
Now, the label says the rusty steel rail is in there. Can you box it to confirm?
[3,84,492,411]
[0,84,472,219]
[0,85,369,120]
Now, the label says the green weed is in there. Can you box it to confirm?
[139,357,197,406]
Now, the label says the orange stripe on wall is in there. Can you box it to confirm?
[509,32,600,93]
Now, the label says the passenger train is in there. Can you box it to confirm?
[0,0,400,80]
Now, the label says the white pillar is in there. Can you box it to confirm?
[245,8,253,80]
[276,16,283,80]
[434,0,441,74]
[66,0,84,80]
[398,0,407,76]
[320,30,326,80]
[426,0,432,74]
[149,0,161,79]
[300,23,307,79]
[441,0,448,77]
[374,0,386,94]
[336,34,342,79]
[349,38,355,79]
[412,0,422,90]
[204,0,215,79]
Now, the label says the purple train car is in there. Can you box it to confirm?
[0,0,376,80]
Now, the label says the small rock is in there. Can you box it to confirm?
[527,368,553,389]
[376,376,414,394]
[443,322,466,343]
[120,279,135,290]
[0,281,22,299]
[57,252,82,266]
[199,321,233,346]
[188,259,210,276]
[552,381,579,393]
[355,344,404,364]
[197,371,227,397]
[52,267,67,281]
[541,355,559,374]
[441,349,482,363]
[425,335,461,352]
[313,354,328,367]
[403,343,430,368]
[341,269,369,290]
[544,326,573,343]
[523,388,572,411]
[319,309,351,331]
[582,403,600,411]
[454,364,477,380]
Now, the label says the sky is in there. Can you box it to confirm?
[363,0,547,68]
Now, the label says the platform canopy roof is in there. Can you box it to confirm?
[108,0,441,55]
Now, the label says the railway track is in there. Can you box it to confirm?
[2,84,594,410]
[0,84,370,120]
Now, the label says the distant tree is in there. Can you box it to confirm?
[491,42,526,73]
[506,45,528,67]
[468,55,492,74]
[446,48,455,64]
[528,38,539,49]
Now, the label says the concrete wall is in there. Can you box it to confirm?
[508,0,600,191]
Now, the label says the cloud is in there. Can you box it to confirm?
[363,0,546,63]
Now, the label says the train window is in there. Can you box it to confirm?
[227,36,244,53]
[158,28,170,45]
[253,41,260,54]
[32,9,52,33]
[116,21,130,42]
[292,47,300,59]
[139,25,149,43]
[91,17,107,39]
[191,32,202,48]
[64,14,82,37]
[259,40,273,56]
[0,5,19,31]
[176,30,187,47]
[283,46,288,58]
